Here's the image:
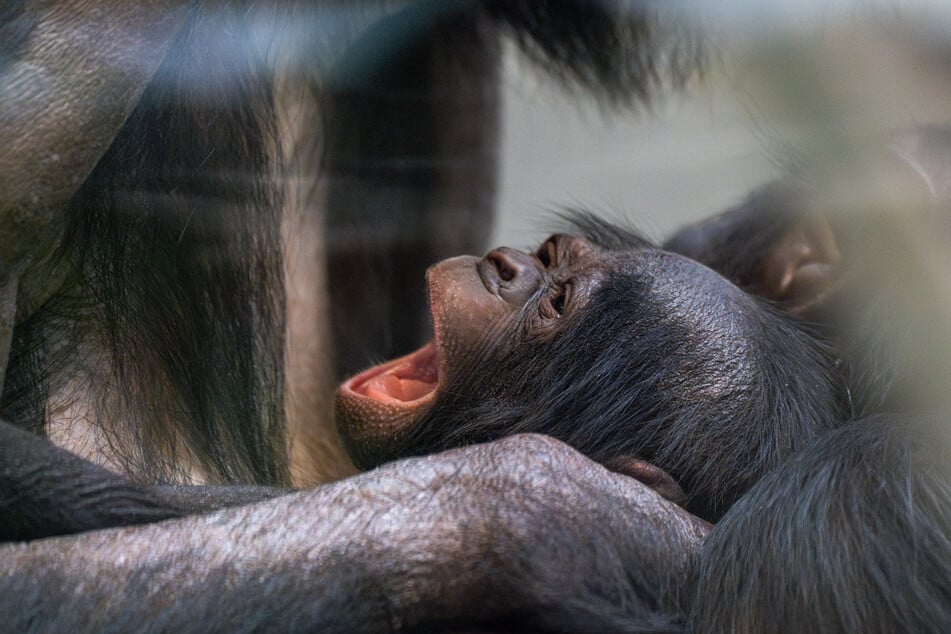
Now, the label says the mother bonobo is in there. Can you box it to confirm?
[1,0,708,631]
[338,193,951,628]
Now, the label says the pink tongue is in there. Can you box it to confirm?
[365,374,404,401]
[401,379,433,400]
[362,373,435,403]
[353,346,439,403]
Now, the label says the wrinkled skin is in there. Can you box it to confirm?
[2,433,708,632]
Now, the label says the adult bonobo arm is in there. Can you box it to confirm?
[0,420,287,542]
[2,434,709,632]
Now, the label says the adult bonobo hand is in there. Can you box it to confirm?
[2,434,707,632]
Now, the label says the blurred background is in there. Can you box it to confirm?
[495,52,776,247]
[495,0,951,247]
[321,0,951,379]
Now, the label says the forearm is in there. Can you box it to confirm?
[2,486,398,632]
[0,458,483,632]
[1,435,712,632]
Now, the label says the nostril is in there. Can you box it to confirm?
[488,251,516,282]
[481,247,542,305]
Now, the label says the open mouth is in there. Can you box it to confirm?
[341,342,440,404]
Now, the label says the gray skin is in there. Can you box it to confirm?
[1,2,709,629]
[2,434,709,631]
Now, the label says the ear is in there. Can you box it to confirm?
[751,213,842,316]
[605,456,686,505]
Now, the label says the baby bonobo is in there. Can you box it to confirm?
[337,198,951,632]
[337,212,844,522]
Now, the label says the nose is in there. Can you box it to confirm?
[480,247,543,306]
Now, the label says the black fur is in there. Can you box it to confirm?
[664,179,951,416]
[397,213,844,521]
[693,416,951,633]
[9,3,946,630]
[482,0,703,104]
[1,4,288,485]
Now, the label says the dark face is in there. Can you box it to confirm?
[336,215,843,520]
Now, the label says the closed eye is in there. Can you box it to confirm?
[551,288,566,315]
[540,284,570,319]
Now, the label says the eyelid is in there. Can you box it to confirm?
[551,287,566,315]
[540,280,572,318]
